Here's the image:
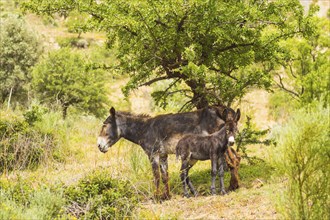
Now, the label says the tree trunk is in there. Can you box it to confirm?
[192,92,209,109]
[62,105,69,119]
[7,87,13,110]
[185,79,208,109]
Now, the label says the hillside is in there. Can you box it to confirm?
[1,1,328,219]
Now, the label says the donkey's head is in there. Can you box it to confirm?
[97,107,121,153]
[220,108,240,146]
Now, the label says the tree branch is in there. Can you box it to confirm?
[287,62,297,79]
[154,19,168,28]
[179,99,194,112]
[209,66,238,81]
[275,74,301,99]
[122,26,138,36]
[264,31,303,47]
[177,13,188,32]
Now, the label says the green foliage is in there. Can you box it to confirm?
[0,105,68,173]
[23,102,48,125]
[273,15,330,105]
[22,0,316,109]
[0,171,138,219]
[32,48,108,119]
[151,80,190,113]
[65,170,139,219]
[236,116,274,164]
[0,13,42,104]
[65,10,92,37]
[270,103,330,220]
[0,177,65,220]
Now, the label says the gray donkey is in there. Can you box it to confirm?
[97,105,237,200]
[176,108,240,197]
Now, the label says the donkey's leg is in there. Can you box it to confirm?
[218,155,227,195]
[150,154,161,199]
[186,160,198,197]
[210,156,218,195]
[180,160,190,197]
[160,155,171,200]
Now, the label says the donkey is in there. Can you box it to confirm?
[225,146,241,191]
[175,109,240,197]
[97,105,236,200]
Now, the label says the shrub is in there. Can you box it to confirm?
[271,103,330,219]
[32,48,108,119]
[236,116,274,164]
[0,13,42,104]
[0,104,67,173]
[65,170,138,219]
[0,177,65,219]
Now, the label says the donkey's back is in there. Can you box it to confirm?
[176,133,219,161]
[146,108,224,154]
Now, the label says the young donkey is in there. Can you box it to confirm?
[176,109,240,197]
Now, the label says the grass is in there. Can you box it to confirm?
[0,88,280,219]
[1,121,279,218]
[0,4,282,218]
[136,183,279,219]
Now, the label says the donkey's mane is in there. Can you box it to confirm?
[117,111,151,119]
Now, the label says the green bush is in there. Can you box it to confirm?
[271,103,330,219]
[65,170,138,219]
[23,102,47,125]
[0,177,65,220]
[32,48,108,119]
[0,13,42,104]
[236,116,274,164]
[0,105,67,173]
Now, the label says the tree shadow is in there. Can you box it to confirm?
[169,160,274,196]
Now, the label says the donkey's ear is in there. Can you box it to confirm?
[222,108,228,121]
[235,108,241,122]
[110,107,116,116]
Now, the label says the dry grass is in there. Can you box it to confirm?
[137,184,278,219]
[240,89,277,130]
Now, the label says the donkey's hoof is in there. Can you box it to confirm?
[220,189,227,195]
[211,188,217,195]
[183,193,190,198]
[161,193,171,200]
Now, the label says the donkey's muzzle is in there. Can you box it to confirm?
[98,144,105,153]
[97,143,109,153]
[228,136,235,146]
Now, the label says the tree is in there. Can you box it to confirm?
[32,48,108,118]
[22,0,316,110]
[0,13,42,105]
[272,8,330,105]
